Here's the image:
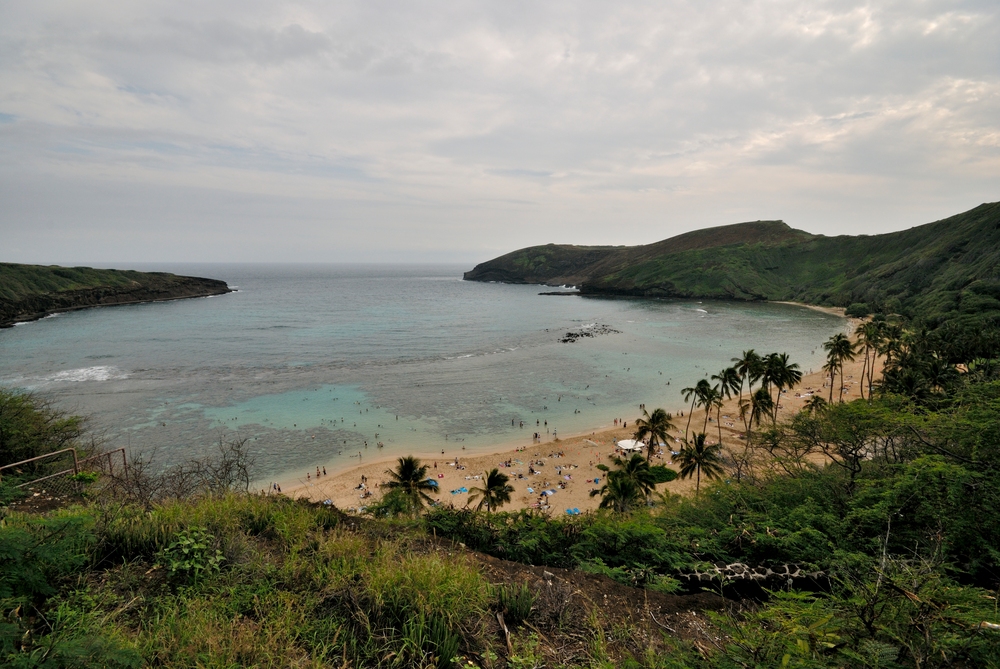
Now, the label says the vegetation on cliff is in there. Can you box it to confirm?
[0,263,231,327]
[465,202,1000,336]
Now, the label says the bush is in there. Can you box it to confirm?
[649,465,678,484]
[845,302,870,317]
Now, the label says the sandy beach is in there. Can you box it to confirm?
[280,313,872,514]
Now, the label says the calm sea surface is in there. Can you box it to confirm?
[0,263,846,484]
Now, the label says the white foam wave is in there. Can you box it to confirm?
[44,366,129,383]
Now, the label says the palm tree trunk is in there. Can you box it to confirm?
[684,399,695,440]
[703,408,710,434]
[717,405,723,446]
[696,466,701,496]
[829,366,835,402]
[839,363,845,402]
[860,345,870,401]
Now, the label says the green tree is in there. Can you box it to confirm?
[468,468,514,513]
[383,456,437,514]
[632,407,674,461]
[677,433,724,496]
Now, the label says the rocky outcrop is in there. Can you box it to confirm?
[0,274,232,327]
[676,562,829,600]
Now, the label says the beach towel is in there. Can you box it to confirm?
[526,487,534,493]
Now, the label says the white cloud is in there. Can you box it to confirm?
[0,0,997,263]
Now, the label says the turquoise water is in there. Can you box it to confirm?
[0,263,846,483]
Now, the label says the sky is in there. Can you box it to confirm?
[1,1,998,265]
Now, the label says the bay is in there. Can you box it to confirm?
[0,263,846,483]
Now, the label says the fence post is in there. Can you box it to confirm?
[71,448,79,476]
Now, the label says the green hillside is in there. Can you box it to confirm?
[465,202,1000,328]
[0,263,231,327]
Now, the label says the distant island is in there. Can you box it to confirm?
[465,202,1000,329]
[0,263,232,328]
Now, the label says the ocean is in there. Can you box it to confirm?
[0,263,847,484]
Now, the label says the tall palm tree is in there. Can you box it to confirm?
[383,456,437,513]
[632,408,674,461]
[610,452,657,498]
[681,379,710,441]
[823,333,857,402]
[677,433,724,496]
[710,366,741,446]
[732,349,763,405]
[701,384,720,434]
[857,321,882,400]
[468,468,514,513]
[590,471,644,513]
[764,352,803,421]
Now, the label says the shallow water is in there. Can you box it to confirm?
[0,263,846,483]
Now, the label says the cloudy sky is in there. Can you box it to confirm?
[1,1,998,264]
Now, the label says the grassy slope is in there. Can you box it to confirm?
[0,264,148,303]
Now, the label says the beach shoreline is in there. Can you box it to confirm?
[278,318,871,514]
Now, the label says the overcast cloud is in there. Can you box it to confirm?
[1,1,998,263]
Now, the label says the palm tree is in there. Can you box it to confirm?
[701,384,720,434]
[803,394,827,415]
[632,408,674,461]
[764,352,803,421]
[609,452,657,498]
[468,468,514,513]
[711,366,741,446]
[732,349,763,405]
[590,472,644,513]
[383,456,437,513]
[750,387,773,433]
[857,321,882,400]
[677,433,724,496]
[823,333,857,402]
[681,379,710,441]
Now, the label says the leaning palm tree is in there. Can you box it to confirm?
[700,384,720,434]
[468,468,514,513]
[632,408,674,461]
[590,471,644,513]
[383,456,436,513]
[677,433,724,496]
[681,379,710,441]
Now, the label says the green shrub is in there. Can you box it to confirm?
[845,302,871,317]
[649,465,678,484]
[156,526,225,585]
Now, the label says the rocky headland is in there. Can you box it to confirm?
[0,263,232,328]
